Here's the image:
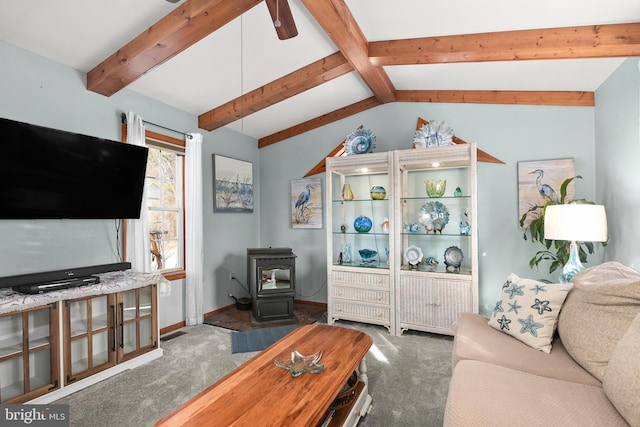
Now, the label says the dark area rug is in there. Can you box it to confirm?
[203,301,326,332]
[231,324,301,353]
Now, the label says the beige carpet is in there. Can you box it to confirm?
[56,320,453,427]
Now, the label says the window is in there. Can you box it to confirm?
[122,125,186,281]
[146,138,184,275]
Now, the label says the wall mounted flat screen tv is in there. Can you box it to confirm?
[0,117,149,219]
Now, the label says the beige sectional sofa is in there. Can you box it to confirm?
[444,262,640,427]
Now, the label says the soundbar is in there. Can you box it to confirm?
[0,262,131,291]
[15,275,101,294]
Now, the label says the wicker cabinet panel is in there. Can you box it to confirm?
[331,271,389,289]
[399,275,472,335]
[332,301,391,323]
[332,286,390,305]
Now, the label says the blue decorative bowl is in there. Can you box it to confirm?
[358,249,378,259]
[353,215,373,233]
[358,249,378,265]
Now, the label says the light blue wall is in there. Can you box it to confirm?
[2,40,636,327]
[260,100,597,315]
[0,42,259,328]
[594,58,640,270]
[203,128,261,308]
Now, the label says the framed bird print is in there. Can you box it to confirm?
[291,178,323,229]
[213,154,253,213]
[518,158,575,228]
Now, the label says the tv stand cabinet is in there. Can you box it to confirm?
[0,270,164,404]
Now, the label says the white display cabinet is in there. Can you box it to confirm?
[394,144,478,335]
[326,145,478,336]
[326,152,396,333]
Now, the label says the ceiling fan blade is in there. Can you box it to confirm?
[265,0,298,40]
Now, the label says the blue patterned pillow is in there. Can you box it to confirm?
[488,273,573,353]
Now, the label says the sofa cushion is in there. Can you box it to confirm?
[444,360,629,427]
[558,261,640,381]
[603,312,640,426]
[453,312,600,386]
[488,273,572,353]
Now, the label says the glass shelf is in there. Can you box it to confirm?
[401,195,470,201]
[401,232,471,237]
[332,263,389,270]
[28,334,50,351]
[333,231,391,236]
[333,198,389,202]
[0,340,22,359]
[400,265,472,275]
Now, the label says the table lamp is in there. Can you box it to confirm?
[544,204,608,283]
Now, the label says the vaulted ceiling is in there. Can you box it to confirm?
[1,0,639,147]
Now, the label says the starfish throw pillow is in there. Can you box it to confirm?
[488,273,573,353]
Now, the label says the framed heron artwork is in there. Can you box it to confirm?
[518,158,575,228]
[213,154,253,213]
[291,177,322,229]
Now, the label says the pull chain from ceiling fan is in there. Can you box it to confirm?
[240,14,245,132]
[274,0,281,28]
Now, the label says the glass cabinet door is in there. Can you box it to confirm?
[399,166,473,274]
[327,152,394,271]
[117,285,157,363]
[0,304,59,403]
[64,295,116,385]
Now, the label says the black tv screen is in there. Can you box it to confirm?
[0,117,149,219]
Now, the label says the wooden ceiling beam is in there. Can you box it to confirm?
[198,52,353,131]
[396,90,594,106]
[258,97,381,148]
[87,0,262,96]
[369,23,640,66]
[257,89,592,148]
[301,0,396,103]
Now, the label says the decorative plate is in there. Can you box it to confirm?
[413,121,454,148]
[444,246,464,269]
[404,245,423,266]
[418,201,450,234]
[344,128,376,155]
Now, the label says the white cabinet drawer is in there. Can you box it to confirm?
[333,301,390,322]
[332,286,390,305]
[332,271,389,289]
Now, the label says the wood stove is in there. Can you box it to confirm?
[247,247,296,321]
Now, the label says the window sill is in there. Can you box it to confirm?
[161,270,186,281]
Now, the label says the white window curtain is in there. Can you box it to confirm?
[185,133,204,325]
[125,112,151,273]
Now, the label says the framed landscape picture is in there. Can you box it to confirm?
[291,177,322,229]
[518,158,575,228]
[213,154,253,213]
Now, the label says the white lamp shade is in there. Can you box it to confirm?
[544,204,608,242]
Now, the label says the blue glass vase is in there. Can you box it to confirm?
[353,215,373,233]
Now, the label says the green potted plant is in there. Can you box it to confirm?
[519,176,607,274]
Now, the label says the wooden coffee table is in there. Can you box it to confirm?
[155,324,373,427]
